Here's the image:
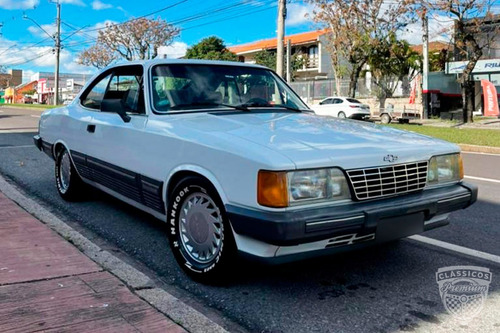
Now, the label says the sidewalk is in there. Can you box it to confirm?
[0,191,185,333]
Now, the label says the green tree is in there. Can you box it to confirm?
[185,36,237,61]
[429,49,451,72]
[309,0,417,97]
[368,34,421,110]
[424,0,499,123]
[253,50,304,81]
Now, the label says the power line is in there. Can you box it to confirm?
[3,50,52,67]
[64,0,188,36]
[59,0,274,50]
[182,3,276,31]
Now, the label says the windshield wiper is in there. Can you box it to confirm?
[237,102,306,112]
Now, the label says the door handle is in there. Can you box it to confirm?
[87,124,96,133]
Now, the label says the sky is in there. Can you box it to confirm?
[0,0,482,82]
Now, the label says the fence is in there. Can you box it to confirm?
[289,78,409,104]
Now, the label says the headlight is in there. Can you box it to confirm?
[258,168,351,208]
[427,153,463,186]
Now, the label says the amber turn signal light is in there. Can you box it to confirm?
[257,171,289,208]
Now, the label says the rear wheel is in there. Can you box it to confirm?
[167,176,236,283]
[55,147,85,201]
[337,111,346,118]
[381,113,391,124]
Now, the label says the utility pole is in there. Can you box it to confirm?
[422,9,429,119]
[54,1,61,106]
[276,0,286,78]
[286,39,291,82]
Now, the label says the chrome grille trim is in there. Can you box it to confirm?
[346,161,428,200]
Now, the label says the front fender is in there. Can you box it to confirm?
[164,164,229,206]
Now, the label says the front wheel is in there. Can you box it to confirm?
[167,177,236,283]
[55,147,86,201]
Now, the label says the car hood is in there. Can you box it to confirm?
[173,111,459,169]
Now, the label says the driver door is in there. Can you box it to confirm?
[82,65,155,208]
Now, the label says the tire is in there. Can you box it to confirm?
[381,113,391,124]
[167,176,236,283]
[337,111,346,118]
[55,147,85,201]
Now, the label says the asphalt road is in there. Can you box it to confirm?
[0,106,41,132]
[0,107,499,333]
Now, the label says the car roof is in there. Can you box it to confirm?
[110,58,269,70]
[324,97,362,102]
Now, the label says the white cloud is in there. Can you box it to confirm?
[399,14,454,45]
[62,61,95,75]
[157,42,188,59]
[0,45,53,68]
[0,0,39,10]
[84,20,117,39]
[286,3,315,27]
[28,23,59,39]
[59,0,86,6]
[92,0,112,10]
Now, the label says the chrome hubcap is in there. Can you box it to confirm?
[59,152,71,193]
[179,193,223,264]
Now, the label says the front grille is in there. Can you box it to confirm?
[346,161,428,200]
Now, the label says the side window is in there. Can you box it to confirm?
[107,74,143,114]
[320,98,332,105]
[100,66,145,114]
[333,98,342,104]
[81,74,111,110]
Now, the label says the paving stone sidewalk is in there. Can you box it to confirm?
[0,191,185,333]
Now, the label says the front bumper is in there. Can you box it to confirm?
[227,182,477,259]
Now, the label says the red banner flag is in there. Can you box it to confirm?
[481,79,500,116]
[409,75,420,105]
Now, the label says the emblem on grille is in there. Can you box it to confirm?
[436,266,492,321]
[383,154,398,163]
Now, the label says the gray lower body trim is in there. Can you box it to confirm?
[83,179,167,221]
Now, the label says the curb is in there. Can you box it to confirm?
[459,144,500,155]
[0,174,229,333]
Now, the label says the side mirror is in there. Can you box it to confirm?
[116,108,131,123]
[101,99,131,123]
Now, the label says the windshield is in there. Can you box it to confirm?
[346,98,361,104]
[151,64,308,113]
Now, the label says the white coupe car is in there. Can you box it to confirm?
[312,97,371,120]
[34,60,477,282]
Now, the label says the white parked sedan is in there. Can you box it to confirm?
[34,60,477,282]
[312,96,371,120]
